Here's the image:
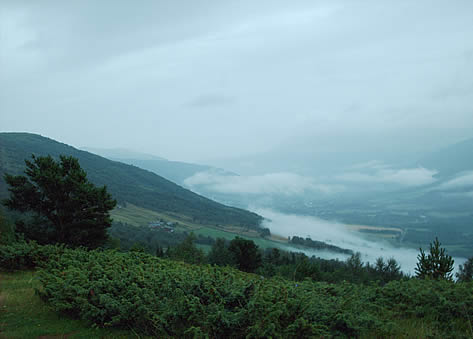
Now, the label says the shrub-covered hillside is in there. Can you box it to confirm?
[1,241,472,338]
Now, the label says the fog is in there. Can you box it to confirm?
[184,171,342,195]
[336,166,438,187]
[184,162,438,196]
[256,209,466,275]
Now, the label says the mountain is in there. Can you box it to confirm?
[0,133,262,228]
[415,137,473,179]
[81,147,235,186]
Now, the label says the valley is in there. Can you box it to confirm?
[2,3,473,336]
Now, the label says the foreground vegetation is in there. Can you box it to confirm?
[1,241,473,338]
[0,270,141,338]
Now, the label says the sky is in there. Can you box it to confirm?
[1,0,473,164]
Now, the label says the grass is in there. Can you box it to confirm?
[111,204,172,227]
[112,204,287,250]
[112,204,249,232]
[361,318,439,339]
[193,226,279,249]
[0,271,146,338]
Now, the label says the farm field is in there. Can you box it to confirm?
[111,204,286,250]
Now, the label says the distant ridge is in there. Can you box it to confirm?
[416,137,473,178]
[0,133,262,228]
[84,147,235,186]
[81,147,166,161]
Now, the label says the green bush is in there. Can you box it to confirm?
[3,242,472,338]
[0,241,67,271]
[377,279,473,336]
[36,248,388,337]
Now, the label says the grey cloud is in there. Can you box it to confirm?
[337,166,438,187]
[1,0,473,162]
[184,171,343,195]
[436,172,473,191]
[186,93,236,109]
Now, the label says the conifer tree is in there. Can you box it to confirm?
[3,154,116,248]
[415,238,454,280]
[456,257,473,283]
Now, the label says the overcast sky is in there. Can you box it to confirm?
[1,0,473,163]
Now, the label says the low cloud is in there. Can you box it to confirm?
[436,171,473,190]
[337,164,437,187]
[256,208,466,274]
[184,171,343,195]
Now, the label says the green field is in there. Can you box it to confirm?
[111,203,287,250]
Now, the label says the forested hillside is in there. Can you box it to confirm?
[0,133,262,228]
[108,158,214,185]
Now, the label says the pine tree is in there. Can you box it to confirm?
[3,154,116,248]
[456,257,473,283]
[415,238,454,280]
[207,238,235,266]
[228,237,262,272]
[167,233,205,264]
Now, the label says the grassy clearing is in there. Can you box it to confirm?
[193,226,287,249]
[112,204,240,232]
[112,204,285,250]
[0,271,143,339]
[111,204,174,227]
[361,318,441,339]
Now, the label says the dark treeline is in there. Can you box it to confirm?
[107,222,473,285]
[290,235,353,255]
[108,221,404,284]
[109,221,215,252]
[127,227,473,285]
[112,221,407,285]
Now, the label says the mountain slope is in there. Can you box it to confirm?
[0,133,262,228]
[81,147,235,185]
[415,137,473,179]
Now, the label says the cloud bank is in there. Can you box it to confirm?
[184,171,343,195]
[436,171,473,190]
[256,208,466,274]
[337,163,438,187]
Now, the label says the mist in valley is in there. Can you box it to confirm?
[2,0,473,264]
[255,208,467,274]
